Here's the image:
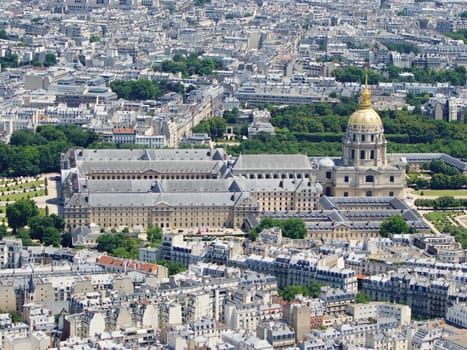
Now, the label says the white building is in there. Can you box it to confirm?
[446,303,467,329]
[346,302,411,326]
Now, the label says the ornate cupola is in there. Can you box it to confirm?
[342,76,387,167]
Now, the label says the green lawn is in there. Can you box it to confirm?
[0,179,44,192]
[0,189,45,202]
[424,211,463,232]
[413,189,467,197]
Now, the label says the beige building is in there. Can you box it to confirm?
[234,178,322,212]
[0,281,17,313]
[62,87,408,232]
[319,85,406,197]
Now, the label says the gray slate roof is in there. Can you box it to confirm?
[78,160,224,175]
[75,148,217,161]
[67,191,258,208]
[232,154,313,171]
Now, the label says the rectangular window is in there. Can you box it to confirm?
[351,150,355,159]
[389,192,394,196]
[326,172,331,179]
[365,175,374,183]
[366,191,372,197]
[370,150,375,159]
[360,150,365,160]
[343,192,349,197]
[390,176,394,182]
[344,176,349,183]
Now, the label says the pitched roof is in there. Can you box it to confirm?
[232,154,313,171]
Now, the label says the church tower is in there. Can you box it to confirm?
[328,77,406,198]
[342,80,387,167]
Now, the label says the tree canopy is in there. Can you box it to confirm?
[332,64,466,86]
[156,258,186,276]
[278,281,325,301]
[415,197,467,209]
[227,102,466,158]
[96,232,140,259]
[146,225,163,247]
[0,29,9,40]
[6,198,39,234]
[28,214,64,246]
[223,108,239,124]
[156,52,223,78]
[110,78,189,101]
[444,29,467,44]
[249,217,307,240]
[5,199,65,246]
[355,292,372,303]
[0,125,96,177]
[379,215,410,237]
[192,117,226,140]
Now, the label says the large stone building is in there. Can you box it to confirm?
[61,86,407,232]
[319,85,406,197]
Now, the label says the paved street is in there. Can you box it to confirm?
[33,172,62,216]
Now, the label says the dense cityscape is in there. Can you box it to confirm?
[0,0,466,349]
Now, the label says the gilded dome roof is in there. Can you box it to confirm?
[347,86,384,133]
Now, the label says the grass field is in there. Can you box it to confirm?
[0,189,46,202]
[424,211,464,232]
[413,189,467,197]
[0,179,44,192]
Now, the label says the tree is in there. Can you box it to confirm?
[129,79,159,100]
[1,125,97,177]
[28,216,51,241]
[96,232,140,259]
[6,198,39,234]
[379,215,409,237]
[9,310,21,323]
[16,227,34,246]
[282,218,307,239]
[43,227,61,247]
[279,285,311,301]
[89,35,100,43]
[309,280,325,298]
[429,159,459,176]
[61,231,73,247]
[44,53,57,67]
[223,108,239,123]
[208,117,227,139]
[192,117,227,140]
[97,233,127,253]
[50,214,65,231]
[157,259,186,276]
[156,52,223,77]
[249,217,307,240]
[434,196,460,209]
[355,292,372,303]
[0,29,9,40]
[28,214,64,243]
[146,225,163,246]
[0,225,8,239]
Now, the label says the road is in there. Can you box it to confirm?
[33,173,62,216]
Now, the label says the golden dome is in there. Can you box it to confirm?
[347,86,384,133]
